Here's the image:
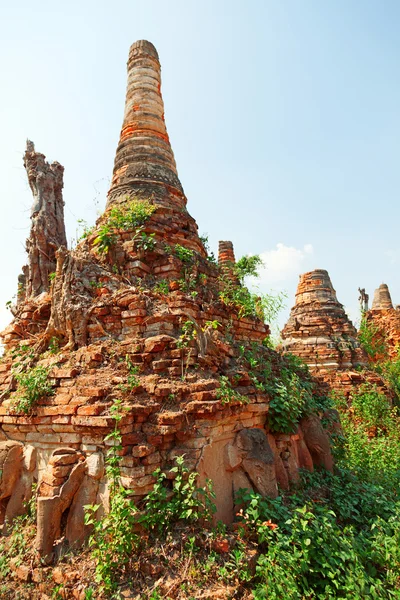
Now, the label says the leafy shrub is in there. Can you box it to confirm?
[93,197,156,254]
[216,375,249,405]
[238,467,400,599]
[138,455,216,532]
[268,370,313,433]
[234,254,264,283]
[12,365,53,413]
[359,316,388,360]
[334,384,400,489]
[174,244,195,263]
[376,348,400,404]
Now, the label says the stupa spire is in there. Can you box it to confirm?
[107,40,184,206]
[371,284,393,310]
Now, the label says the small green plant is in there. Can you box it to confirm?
[132,227,156,252]
[234,254,264,283]
[89,280,102,289]
[138,455,216,532]
[359,316,388,360]
[85,397,138,595]
[216,375,249,405]
[48,271,56,283]
[175,244,195,264]
[153,279,169,295]
[77,218,95,240]
[177,320,197,380]
[268,369,314,433]
[93,197,156,254]
[118,355,140,392]
[12,365,53,414]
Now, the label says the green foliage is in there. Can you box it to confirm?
[77,218,95,241]
[12,365,53,414]
[48,271,56,283]
[216,375,249,405]
[234,254,263,283]
[85,397,138,596]
[177,320,196,381]
[153,279,169,295]
[332,383,400,489]
[48,336,60,354]
[199,233,217,263]
[359,316,388,360]
[0,490,37,582]
[268,370,312,433]
[219,275,286,324]
[351,384,392,430]
[238,466,400,599]
[93,197,156,254]
[92,223,116,254]
[118,355,140,393]
[376,348,400,404]
[132,226,156,252]
[108,198,156,230]
[138,455,216,533]
[174,244,194,264]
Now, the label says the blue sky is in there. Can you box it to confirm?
[0,0,399,332]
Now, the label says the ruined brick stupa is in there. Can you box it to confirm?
[366,283,400,360]
[281,269,367,373]
[0,41,334,562]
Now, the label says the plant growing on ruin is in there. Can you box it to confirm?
[93,197,156,254]
[177,320,197,380]
[77,218,95,240]
[174,244,195,264]
[153,278,169,295]
[139,455,216,533]
[118,355,141,392]
[359,316,388,360]
[11,365,53,414]
[268,370,313,433]
[132,226,156,252]
[216,375,249,405]
[85,397,138,595]
[374,347,400,403]
[234,254,263,283]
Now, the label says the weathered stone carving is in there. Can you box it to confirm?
[358,287,369,312]
[35,448,103,562]
[23,141,67,299]
[225,429,278,499]
[300,414,333,472]
[0,441,36,533]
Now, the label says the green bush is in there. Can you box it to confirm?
[93,197,156,254]
[359,316,388,360]
[215,375,249,405]
[12,365,53,413]
[138,455,216,533]
[238,467,400,599]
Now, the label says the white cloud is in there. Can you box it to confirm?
[253,242,314,286]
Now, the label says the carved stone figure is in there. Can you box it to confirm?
[358,287,369,313]
[300,414,333,472]
[0,441,36,533]
[35,448,103,562]
[225,429,278,499]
